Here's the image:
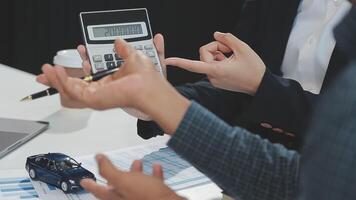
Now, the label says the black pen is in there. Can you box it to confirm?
[20,68,119,102]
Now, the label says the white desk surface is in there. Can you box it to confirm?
[0,64,222,199]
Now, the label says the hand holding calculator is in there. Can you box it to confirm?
[80,8,163,120]
[80,8,163,75]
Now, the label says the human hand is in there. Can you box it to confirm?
[37,33,167,86]
[36,46,91,87]
[41,37,190,134]
[77,34,167,120]
[166,32,266,95]
[40,37,159,109]
[153,34,167,78]
[76,33,167,78]
[80,154,185,200]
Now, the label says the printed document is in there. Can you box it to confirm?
[79,140,212,191]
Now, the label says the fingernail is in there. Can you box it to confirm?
[42,64,50,70]
[80,179,90,187]
[95,154,104,162]
[215,31,225,35]
[80,179,86,186]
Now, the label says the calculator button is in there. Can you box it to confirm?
[93,55,103,63]
[154,65,161,72]
[94,62,105,70]
[145,51,156,57]
[115,54,121,61]
[104,54,114,61]
[106,62,117,69]
[134,45,143,50]
[117,61,123,67]
[144,44,153,50]
[151,58,159,65]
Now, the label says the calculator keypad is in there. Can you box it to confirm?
[134,45,143,50]
[92,48,161,72]
[144,44,153,50]
[104,54,114,61]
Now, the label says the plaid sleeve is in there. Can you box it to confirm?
[168,101,300,200]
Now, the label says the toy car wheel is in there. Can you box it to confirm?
[29,168,37,179]
[61,181,69,193]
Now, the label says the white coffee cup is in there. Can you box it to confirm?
[53,49,84,78]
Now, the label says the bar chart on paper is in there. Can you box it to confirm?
[79,141,212,191]
[0,170,96,200]
[0,173,39,200]
[31,180,96,200]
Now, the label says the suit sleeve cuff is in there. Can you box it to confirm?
[246,69,296,128]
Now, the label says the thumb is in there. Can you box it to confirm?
[154,33,167,77]
[77,45,89,61]
[82,61,92,76]
[214,32,248,54]
[154,34,165,59]
[114,38,136,60]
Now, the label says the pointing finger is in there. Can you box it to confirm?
[165,57,214,75]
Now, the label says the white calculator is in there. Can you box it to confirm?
[80,8,163,74]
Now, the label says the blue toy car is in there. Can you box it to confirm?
[25,153,96,193]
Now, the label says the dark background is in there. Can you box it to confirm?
[0,0,243,85]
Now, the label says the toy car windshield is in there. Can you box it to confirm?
[56,158,81,170]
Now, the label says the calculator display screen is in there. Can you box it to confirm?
[93,24,143,38]
[88,22,148,41]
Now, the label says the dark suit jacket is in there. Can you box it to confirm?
[300,8,356,199]
[137,0,348,150]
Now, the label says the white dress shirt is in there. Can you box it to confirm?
[281,0,351,94]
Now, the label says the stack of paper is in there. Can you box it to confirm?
[79,141,212,191]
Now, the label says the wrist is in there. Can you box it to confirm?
[151,91,191,135]
[137,81,191,135]
[248,66,266,96]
